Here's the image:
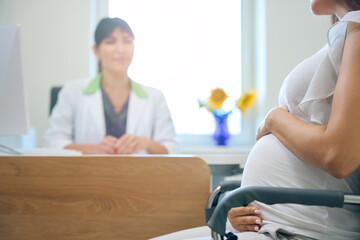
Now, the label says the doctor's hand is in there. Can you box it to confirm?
[64,136,118,154]
[256,106,289,141]
[228,206,263,232]
[95,135,118,154]
[114,134,150,154]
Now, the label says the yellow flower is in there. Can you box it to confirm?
[236,90,256,113]
[207,88,228,110]
[199,88,256,115]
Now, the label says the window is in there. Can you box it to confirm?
[109,0,242,145]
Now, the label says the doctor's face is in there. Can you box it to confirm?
[94,27,134,74]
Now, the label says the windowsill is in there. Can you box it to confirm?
[178,133,253,167]
[180,145,251,167]
[178,133,254,156]
[180,145,252,154]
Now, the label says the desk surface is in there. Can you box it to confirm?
[2,148,250,166]
[197,154,247,167]
[0,148,83,156]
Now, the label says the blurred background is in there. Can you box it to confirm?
[0,0,331,152]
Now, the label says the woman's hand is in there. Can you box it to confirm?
[114,134,150,154]
[256,106,289,141]
[228,206,263,232]
[256,118,270,141]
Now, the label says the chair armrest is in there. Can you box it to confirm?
[205,181,241,223]
[207,185,344,236]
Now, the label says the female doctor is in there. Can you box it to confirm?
[43,17,179,155]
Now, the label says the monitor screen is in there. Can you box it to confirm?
[0,25,30,135]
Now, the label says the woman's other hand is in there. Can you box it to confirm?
[228,206,263,232]
[256,106,289,141]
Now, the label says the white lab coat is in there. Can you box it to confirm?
[43,77,179,154]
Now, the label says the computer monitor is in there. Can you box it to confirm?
[0,25,30,154]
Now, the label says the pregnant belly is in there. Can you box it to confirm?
[239,136,360,239]
[241,134,326,189]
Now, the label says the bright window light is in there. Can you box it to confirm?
[109,0,241,135]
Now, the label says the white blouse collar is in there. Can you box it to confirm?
[297,10,360,125]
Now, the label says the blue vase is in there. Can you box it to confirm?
[212,112,230,146]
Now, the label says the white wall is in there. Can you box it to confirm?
[0,0,331,148]
[264,0,331,113]
[0,0,107,147]
[240,0,331,143]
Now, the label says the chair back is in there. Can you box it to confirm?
[49,86,62,114]
[0,155,210,240]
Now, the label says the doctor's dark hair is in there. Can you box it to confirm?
[94,17,134,72]
[94,17,135,47]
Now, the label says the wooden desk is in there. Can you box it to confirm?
[0,155,210,240]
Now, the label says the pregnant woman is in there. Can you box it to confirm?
[152,0,360,239]
[227,1,360,239]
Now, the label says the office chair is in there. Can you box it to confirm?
[206,181,360,240]
[49,86,62,114]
